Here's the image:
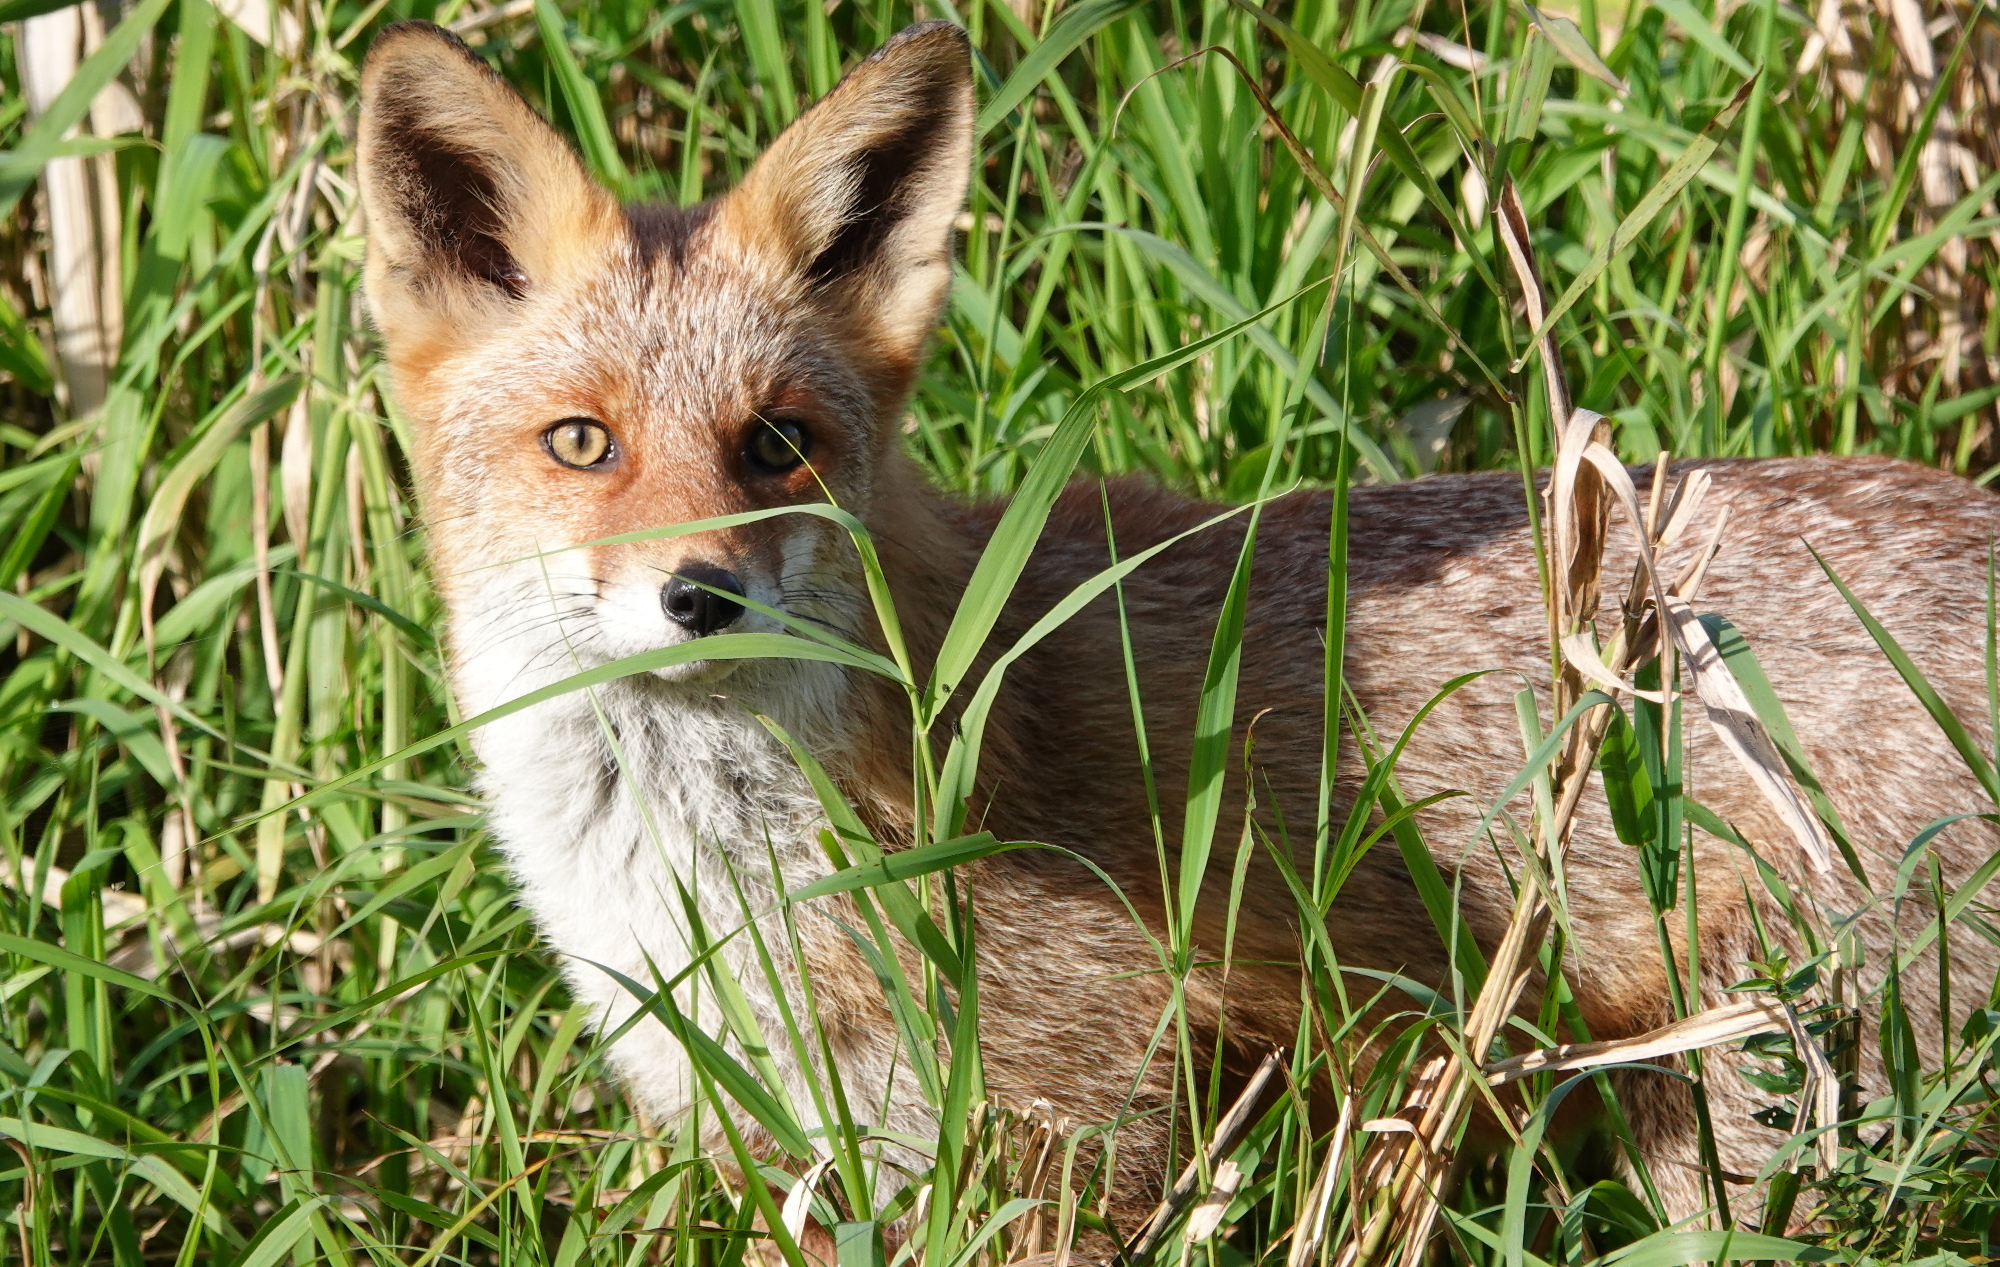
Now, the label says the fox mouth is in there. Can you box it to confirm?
[567,617,750,687]
[649,654,742,687]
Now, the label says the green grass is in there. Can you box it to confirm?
[1,0,1998,1260]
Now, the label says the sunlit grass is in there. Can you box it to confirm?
[0,0,1997,1260]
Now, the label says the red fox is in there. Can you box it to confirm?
[358,19,2000,1237]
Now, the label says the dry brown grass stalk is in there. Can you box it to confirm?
[1799,0,2000,457]
[16,8,122,422]
[1127,1048,1288,1260]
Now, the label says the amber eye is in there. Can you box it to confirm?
[745,417,812,475]
[543,419,615,469]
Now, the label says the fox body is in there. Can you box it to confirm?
[359,21,2000,1230]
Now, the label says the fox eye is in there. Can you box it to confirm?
[745,417,812,475]
[543,419,615,469]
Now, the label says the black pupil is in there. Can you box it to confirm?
[757,422,806,470]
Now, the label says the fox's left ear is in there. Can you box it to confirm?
[719,22,973,377]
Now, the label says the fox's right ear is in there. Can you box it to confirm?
[358,23,617,372]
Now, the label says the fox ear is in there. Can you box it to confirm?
[719,22,973,374]
[358,22,617,363]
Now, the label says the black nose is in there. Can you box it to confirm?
[662,566,746,635]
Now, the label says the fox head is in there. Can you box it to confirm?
[358,22,971,706]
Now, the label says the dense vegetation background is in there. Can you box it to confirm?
[0,0,1998,1260]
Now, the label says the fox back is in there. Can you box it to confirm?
[359,22,2000,1234]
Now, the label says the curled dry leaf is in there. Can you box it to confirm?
[1577,443,1838,874]
[1550,408,1610,598]
[1671,503,1729,598]
[1560,631,1673,703]
[1782,1000,1843,1176]
[1284,1094,1351,1267]
[1484,997,1790,1085]
[1663,596,1836,874]
[1554,442,1708,706]
[1656,467,1713,548]
[780,1155,838,1245]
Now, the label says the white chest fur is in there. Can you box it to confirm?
[472,672,826,1112]
[465,665,843,1121]
[443,569,935,1156]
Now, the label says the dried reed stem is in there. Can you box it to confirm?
[1351,176,1623,1265]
